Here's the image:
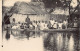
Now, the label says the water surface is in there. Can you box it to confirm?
[3,30,80,51]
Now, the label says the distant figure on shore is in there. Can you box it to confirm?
[58,21,63,29]
[25,16,32,29]
[25,16,31,25]
[17,22,21,29]
[40,21,45,30]
[37,21,40,30]
[4,13,10,24]
[53,20,58,29]
[33,21,38,30]
[73,17,78,28]
[12,18,16,26]
[44,21,48,29]
[29,23,34,30]
[49,18,55,28]
[20,23,24,29]
[47,21,51,29]
[32,21,36,29]
[63,20,68,29]
[4,13,10,29]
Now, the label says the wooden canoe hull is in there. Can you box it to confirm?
[6,28,78,32]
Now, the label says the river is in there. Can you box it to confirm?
[2,30,80,51]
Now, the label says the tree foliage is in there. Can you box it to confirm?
[42,0,63,8]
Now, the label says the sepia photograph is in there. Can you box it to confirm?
[2,0,80,51]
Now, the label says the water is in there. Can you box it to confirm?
[2,30,80,51]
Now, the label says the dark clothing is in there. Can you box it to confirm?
[4,14,10,24]
[62,24,65,29]
[25,17,30,22]
[26,23,29,28]
[20,25,24,29]
[25,17,31,24]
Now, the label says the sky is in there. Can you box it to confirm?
[3,0,31,7]
[3,0,78,8]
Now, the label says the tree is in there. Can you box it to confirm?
[42,0,63,8]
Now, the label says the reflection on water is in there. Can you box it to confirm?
[5,30,10,40]
[4,30,79,51]
[68,34,74,51]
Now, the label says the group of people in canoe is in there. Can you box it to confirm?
[11,17,69,30]
[3,13,79,31]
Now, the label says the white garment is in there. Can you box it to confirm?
[33,23,37,29]
[74,23,78,27]
[12,25,20,34]
[32,23,37,28]
[29,24,33,29]
[37,22,40,27]
[32,22,35,26]
[55,22,58,24]
[53,23,57,28]
[35,24,37,28]
[29,24,33,28]
[58,23,63,28]
[63,21,68,25]
[44,24,48,29]
[40,23,45,30]
[50,20,55,25]
[12,26,16,29]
